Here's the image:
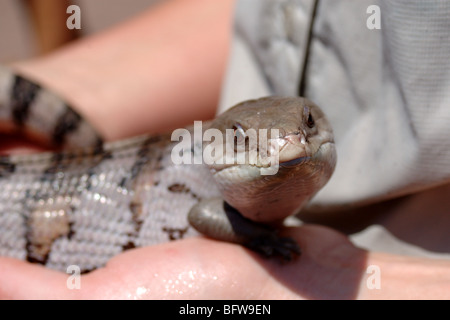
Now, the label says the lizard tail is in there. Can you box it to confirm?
[0,65,102,150]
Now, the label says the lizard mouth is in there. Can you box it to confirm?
[279,137,334,167]
[209,136,335,174]
[279,156,310,168]
[207,132,311,173]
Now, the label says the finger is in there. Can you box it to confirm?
[84,226,367,299]
[0,225,368,299]
[0,257,76,299]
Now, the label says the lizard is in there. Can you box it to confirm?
[0,66,336,272]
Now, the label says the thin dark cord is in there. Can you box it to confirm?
[298,0,320,97]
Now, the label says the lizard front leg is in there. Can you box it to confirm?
[188,198,301,260]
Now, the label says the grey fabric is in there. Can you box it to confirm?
[219,0,450,257]
[306,0,450,208]
[220,0,315,109]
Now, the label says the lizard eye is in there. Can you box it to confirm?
[306,112,315,128]
[232,123,246,150]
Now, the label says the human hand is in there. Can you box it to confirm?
[0,225,368,299]
[3,223,448,300]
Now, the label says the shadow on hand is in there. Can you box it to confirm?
[255,225,369,299]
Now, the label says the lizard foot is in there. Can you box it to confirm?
[246,234,301,261]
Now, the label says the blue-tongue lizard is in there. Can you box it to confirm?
[0,66,336,272]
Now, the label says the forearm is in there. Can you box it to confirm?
[11,0,235,140]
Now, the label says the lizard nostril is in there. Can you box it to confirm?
[285,133,306,145]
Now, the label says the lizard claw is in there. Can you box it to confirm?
[247,234,301,261]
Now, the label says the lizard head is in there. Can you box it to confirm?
[206,96,336,223]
